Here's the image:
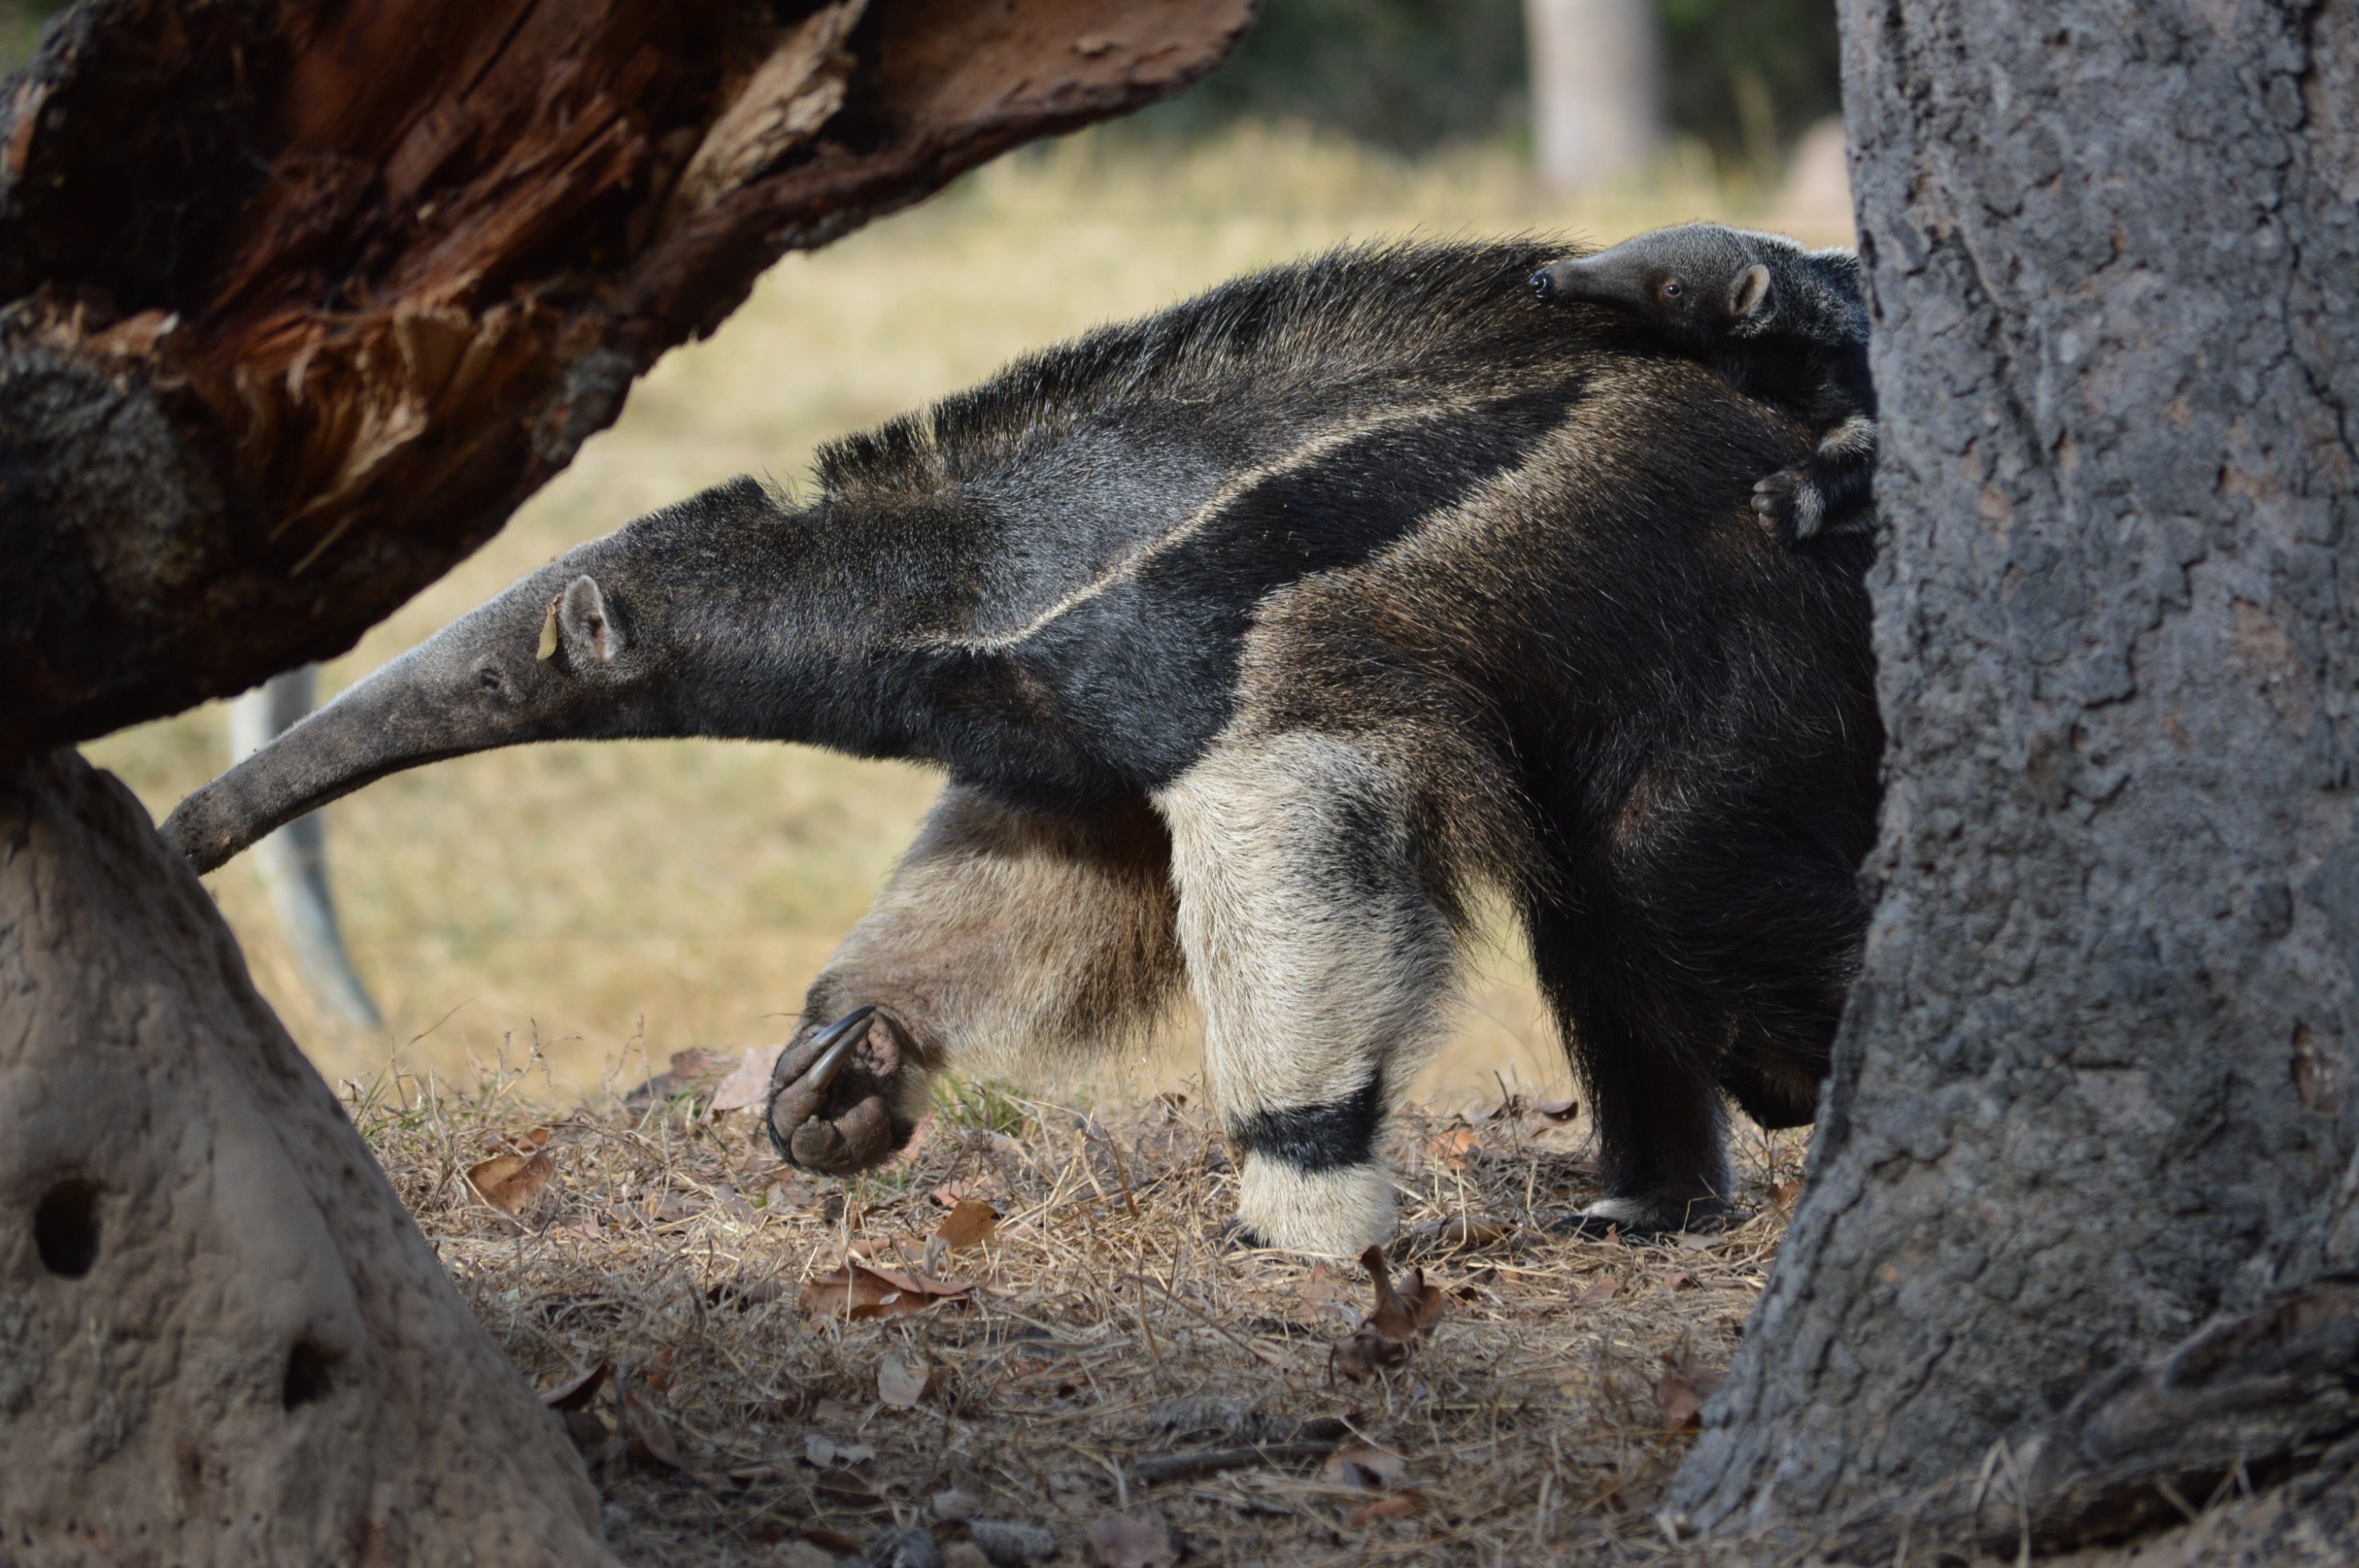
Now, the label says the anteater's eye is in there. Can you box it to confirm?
[1661,279,1685,299]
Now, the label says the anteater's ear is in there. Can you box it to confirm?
[1730,263,1772,321]
[556,575,625,665]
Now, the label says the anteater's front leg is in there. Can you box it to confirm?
[1157,732,1461,1256]
[1751,413,1879,541]
[767,785,1181,1171]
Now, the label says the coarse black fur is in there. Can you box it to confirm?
[165,239,1882,1254]
[1531,222,1876,542]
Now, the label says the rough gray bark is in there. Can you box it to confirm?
[1672,0,2359,1545]
[0,750,611,1564]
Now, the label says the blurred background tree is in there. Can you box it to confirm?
[0,0,1840,173]
[1131,0,1839,176]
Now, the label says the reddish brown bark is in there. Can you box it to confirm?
[0,0,1255,758]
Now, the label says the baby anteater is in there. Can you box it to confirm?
[1531,223,1875,540]
[165,240,1880,1257]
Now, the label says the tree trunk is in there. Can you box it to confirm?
[0,0,1255,761]
[1523,0,1664,191]
[1671,0,2359,1551]
[0,750,610,1563]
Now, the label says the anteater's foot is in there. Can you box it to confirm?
[1225,1156,1396,1257]
[765,1006,923,1173]
[1550,1191,1747,1241]
[1750,467,1823,542]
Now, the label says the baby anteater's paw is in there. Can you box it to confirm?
[1750,466,1827,543]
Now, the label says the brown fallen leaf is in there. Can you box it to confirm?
[878,1350,941,1407]
[1319,1447,1408,1489]
[800,1256,975,1322]
[619,1371,688,1471]
[466,1150,555,1215]
[1330,1244,1448,1383]
[935,1198,999,1250]
[1656,1359,1725,1429]
[1662,1269,1696,1292]
[625,1047,743,1110]
[1347,1492,1423,1526]
[706,1041,787,1116]
[764,1179,821,1212]
[1769,1178,1804,1208]
[805,1432,878,1468]
[1424,1127,1483,1171]
[539,1363,607,1411]
[1575,1274,1622,1305]
[1086,1509,1175,1568]
[1301,1263,1359,1306]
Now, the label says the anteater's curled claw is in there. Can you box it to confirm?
[765,1005,905,1173]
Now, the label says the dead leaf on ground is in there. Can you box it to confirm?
[706,1041,786,1116]
[1301,1263,1359,1306]
[540,1363,608,1411]
[764,1179,821,1212]
[878,1350,941,1407]
[467,1150,555,1215]
[1662,1269,1696,1292]
[620,1372,688,1471]
[1319,1447,1408,1489]
[1769,1178,1804,1208]
[931,1172,1012,1208]
[1086,1509,1175,1568]
[1330,1244,1448,1383]
[935,1198,999,1249]
[1424,1127,1483,1171]
[1575,1274,1622,1305]
[1656,1359,1725,1429]
[805,1432,877,1468]
[628,1047,743,1109]
[801,1256,975,1322]
[1347,1492,1424,1526]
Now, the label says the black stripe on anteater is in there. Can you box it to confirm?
[1229,1073,1389,1175]
[897,382,1585,806]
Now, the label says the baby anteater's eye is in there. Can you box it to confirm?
[1660,279,1685,299]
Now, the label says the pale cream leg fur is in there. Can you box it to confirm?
[797,785,1182,1126]
[1157,730,1460,1255]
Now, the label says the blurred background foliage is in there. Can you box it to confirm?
[0,1,1841,173]
[1139,0,1839,172]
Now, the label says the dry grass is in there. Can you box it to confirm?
[361,1054,1807,1567]
[81,123,1852,1562]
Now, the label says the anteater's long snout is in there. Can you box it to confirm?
[161,655,462,874]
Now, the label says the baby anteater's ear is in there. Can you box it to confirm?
[556,574,625,664]
[1730,263,1772,322]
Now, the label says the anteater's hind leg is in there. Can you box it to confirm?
[1156,731,1461,1255]
[768,784,1181,1171]
[1526,898,1738,1236]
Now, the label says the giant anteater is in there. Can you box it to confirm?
[165,240,1881,1255]
[1531,222,1876,543]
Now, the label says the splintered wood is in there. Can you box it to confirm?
[0,0,1257,756]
